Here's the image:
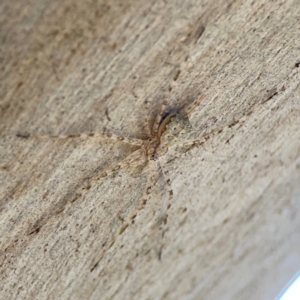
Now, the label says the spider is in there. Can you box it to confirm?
[17,92,209,259]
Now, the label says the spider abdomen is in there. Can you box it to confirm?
[159,114,193,147]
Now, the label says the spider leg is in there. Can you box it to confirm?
[101,128,145,146]
[118,160,157,235]
[16,129,144,146]
[138,163,157,211]
[182,94,205,117]
[94,149,145,183]
[176,134,211,149]
[92,164,156,267]
[175,121,235,150]
[152,96,168,134]
[143,99,155,136]
[68,148,149,264]
[158,158,173,214]
[66,149,145,209]
[155,157,173,260]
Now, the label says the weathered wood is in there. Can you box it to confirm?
[1,0,300,299]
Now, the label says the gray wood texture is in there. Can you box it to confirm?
[1,0,300,299]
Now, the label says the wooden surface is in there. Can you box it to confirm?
[1,0,300,299]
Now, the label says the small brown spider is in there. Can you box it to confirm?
[91,94,205,258]
[17,93,207,259]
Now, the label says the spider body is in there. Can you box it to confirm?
[145,113,193,162]
[159,113,192,146]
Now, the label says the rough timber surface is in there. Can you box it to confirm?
[1,0,300,299]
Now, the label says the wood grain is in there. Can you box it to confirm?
[1,0,300,299]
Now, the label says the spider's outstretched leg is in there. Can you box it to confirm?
[152,96,168,135]
[65,148,146,213]
[117,159,158,237]
[181,94,205,116]
[138,163,158,212]
[155,157,174,260]
[158,158,174,214]
[16,129,144,146]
